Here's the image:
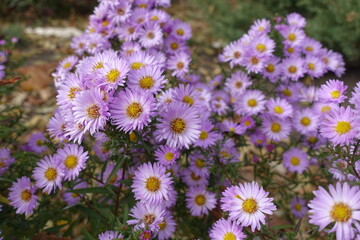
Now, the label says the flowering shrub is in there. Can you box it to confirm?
[1,0,360,240]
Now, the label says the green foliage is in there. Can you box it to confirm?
[191,0,360,63]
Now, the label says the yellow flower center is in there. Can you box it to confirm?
[94,62,104,69]
[176,29,184,36]
[223,232,236,240]
[71,193,79,198]
[0,161,5,168]
[287,47,294,53]
[21,189,32,202]
[283,88,292,96]
[330,203,352,222]
[266,64,275,73]
[288,66,297,74]
[36,140,43,146]
[300,117,311,126]
[271,123,281,133]
[308,63,315,70]
[68,87,81,100]
[331,90,341,99]
[126,102,143,119]
[305,46,313,52]
[63,62,71,69]
[131,62,144,70]
[44,167,57,181]
[139,76,155,89]
[199,131,208,140]
[195,159,205,168]
[321,106,331,113]
[294,203,302,211]
[177,62,184,69]
[106,69,120,83]
[195,194,206,206]
[274,106,284,114]
[190,172,201,181]
[244,120,251,126]
[64,155,78,169]
[102,20,109,27]
[242,198,258,214]
[247,99,257,107]
[182,96,194,106]
[288,33,296,41]
[335,121,351,135]
[150,15,159,21]
[256,43,266,52]
[290,157,300,166]
[170,118,186,134]
[129,132,138,141]
[87,105,100,119]
[170,42,179,50]
[308,136,318,144]
[145,177,161,192]
[158,221,167,230]
[164,152,174,161]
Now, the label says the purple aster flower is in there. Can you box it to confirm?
[209,218,246,240]
[167,51,190,77]
[170,20,192,40]
[101,162,126,186]
[234,90,266,116]
[211,99,229,115]
[155,211,177,240]
[282,147,309,174]
[127,51,158,71]
[320,49,346,77]
[293,108,320,134]
[304,55,326,78]
[280,57,305,81]
[185,187,216,216]
[219,39,244,68]
[220,119,246,135]
[127,65,166,93]
[266,97,293,119]
[249,19,271,35]
[181,168,209,187]
[62,181,87,205]
[33,155,65,194]
[173,84,202,109]
[55,144,89,181]
[84,33,111,55]
[164,35,188,54]
[138,22,163,48]
[110,89,155,133]
[263,56,281,83]
[56,73,83,108]
[280,26,305,46]
[240,50,266,73]
[286,13,306,28]
[225,71,252,95]
[302,37,322,55]
[251,34,275,57]
[9,176,38,215]
[72,88,110,135]
[223,181,276,232]
[108,0,131,24]
[132,162,173,204]
[320,106,359,146]
[318,79,347,104]
[156,102,201,149]
[98,56,130,90]
[154,145,179,166]
[98,231,124,240]
[127,202,165,231]
[120,41,142,57]
[117,21,140,42]
[0,148,15,176]
[27,132,48,154]
[249,129,267,147]
[291,197,308,218]
[64,116,87,144]
[261,115,292,142]
[47,109,67,141]
[308,183,360,240]
[194,120,221,148]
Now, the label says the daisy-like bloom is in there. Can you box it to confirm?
[108,0,131,24]
[225,71,252,95]
[155,211,177,240]
[308,182,360,240]
[304,55,326,78]
[156,102,201,149]
[98,231,123,240]
[261,115,292,142]
[167,51,190,77]
[164,35,188,54]
[181,168,209,187]
[173,84,202,109]
[170,20,192,40]
[185,187,216,216]
[302,37,322,55]
[57,55,78,73]
[127,202,165,232]
[62,181,87,205]
[293,108,320,134]
[98,56,130,90]
[154,145,179,166]
[127,65,166,93]
[320,106,359,146]
[219,39,245,68]
[56,73,82,109]
[241,50,267,74]
[28,132,47,154]
[318,79,347,104]
[234,90,267,116]
[194,120,221,148]
[55,144,89,181]
[33,155,65,194]
[286,13,307,28]
[0,147,15,176]
[138,22,163,48]
[101,162,126,186]
[132,162,173,204]
[280,57,305,81]
[320,49,346,77]
[282,147,309,174]
[72,88,110,135]
[47,109,67,141]
[211,99,229,115]
[266,97,293,119]
[262,56,281,83]
[280,26,305,46]
[220,119,246,135]
[157,88,174,111]
[250,34,275,57]
[9,176,38,215]
[127,51,158,71]
[249,129,267,147]
[291,197,308,218]
[189,152,210,177]
[110,89,155,133]
[209,218,246,240]
[117,21,140,42]
[249,19,271,35]
[240,116,255,130]
[223,181,277,232]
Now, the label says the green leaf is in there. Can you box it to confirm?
[106,156,125,184]
[81,227,96,240]
[71,187,114,195]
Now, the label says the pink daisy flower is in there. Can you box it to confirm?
[110,89,155,133]
[127,65,166,93]
[138,22,163,48]
[156,102,201,149]
[55,144,89,180]
[9,176,38,215]
[286,13,306,28]
[167,51,190,77]
[261,115,292,142]
[131,162,173,204]
[98,56,130,90]
[181,168,209,187]
[291,197,308,218]
[33,155,65,193]
[308,182,360,240]
[194,120,221,148]
[209,218,246,240]
[318,79,347,104]
[155,211,177,240]
[293,108,320,134]
[223,181,277,232]
[280,57,305,81]
[266,97,293,119]
[127,202,165,232]
[234,90,267,116]
[28,132,47,154]
[185,187,216,216]
[282,147,309,174]
[154,145,180,166]
[225,71,252,95]
[219,39,244,68]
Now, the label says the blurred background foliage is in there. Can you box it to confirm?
[191,0,360,66]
